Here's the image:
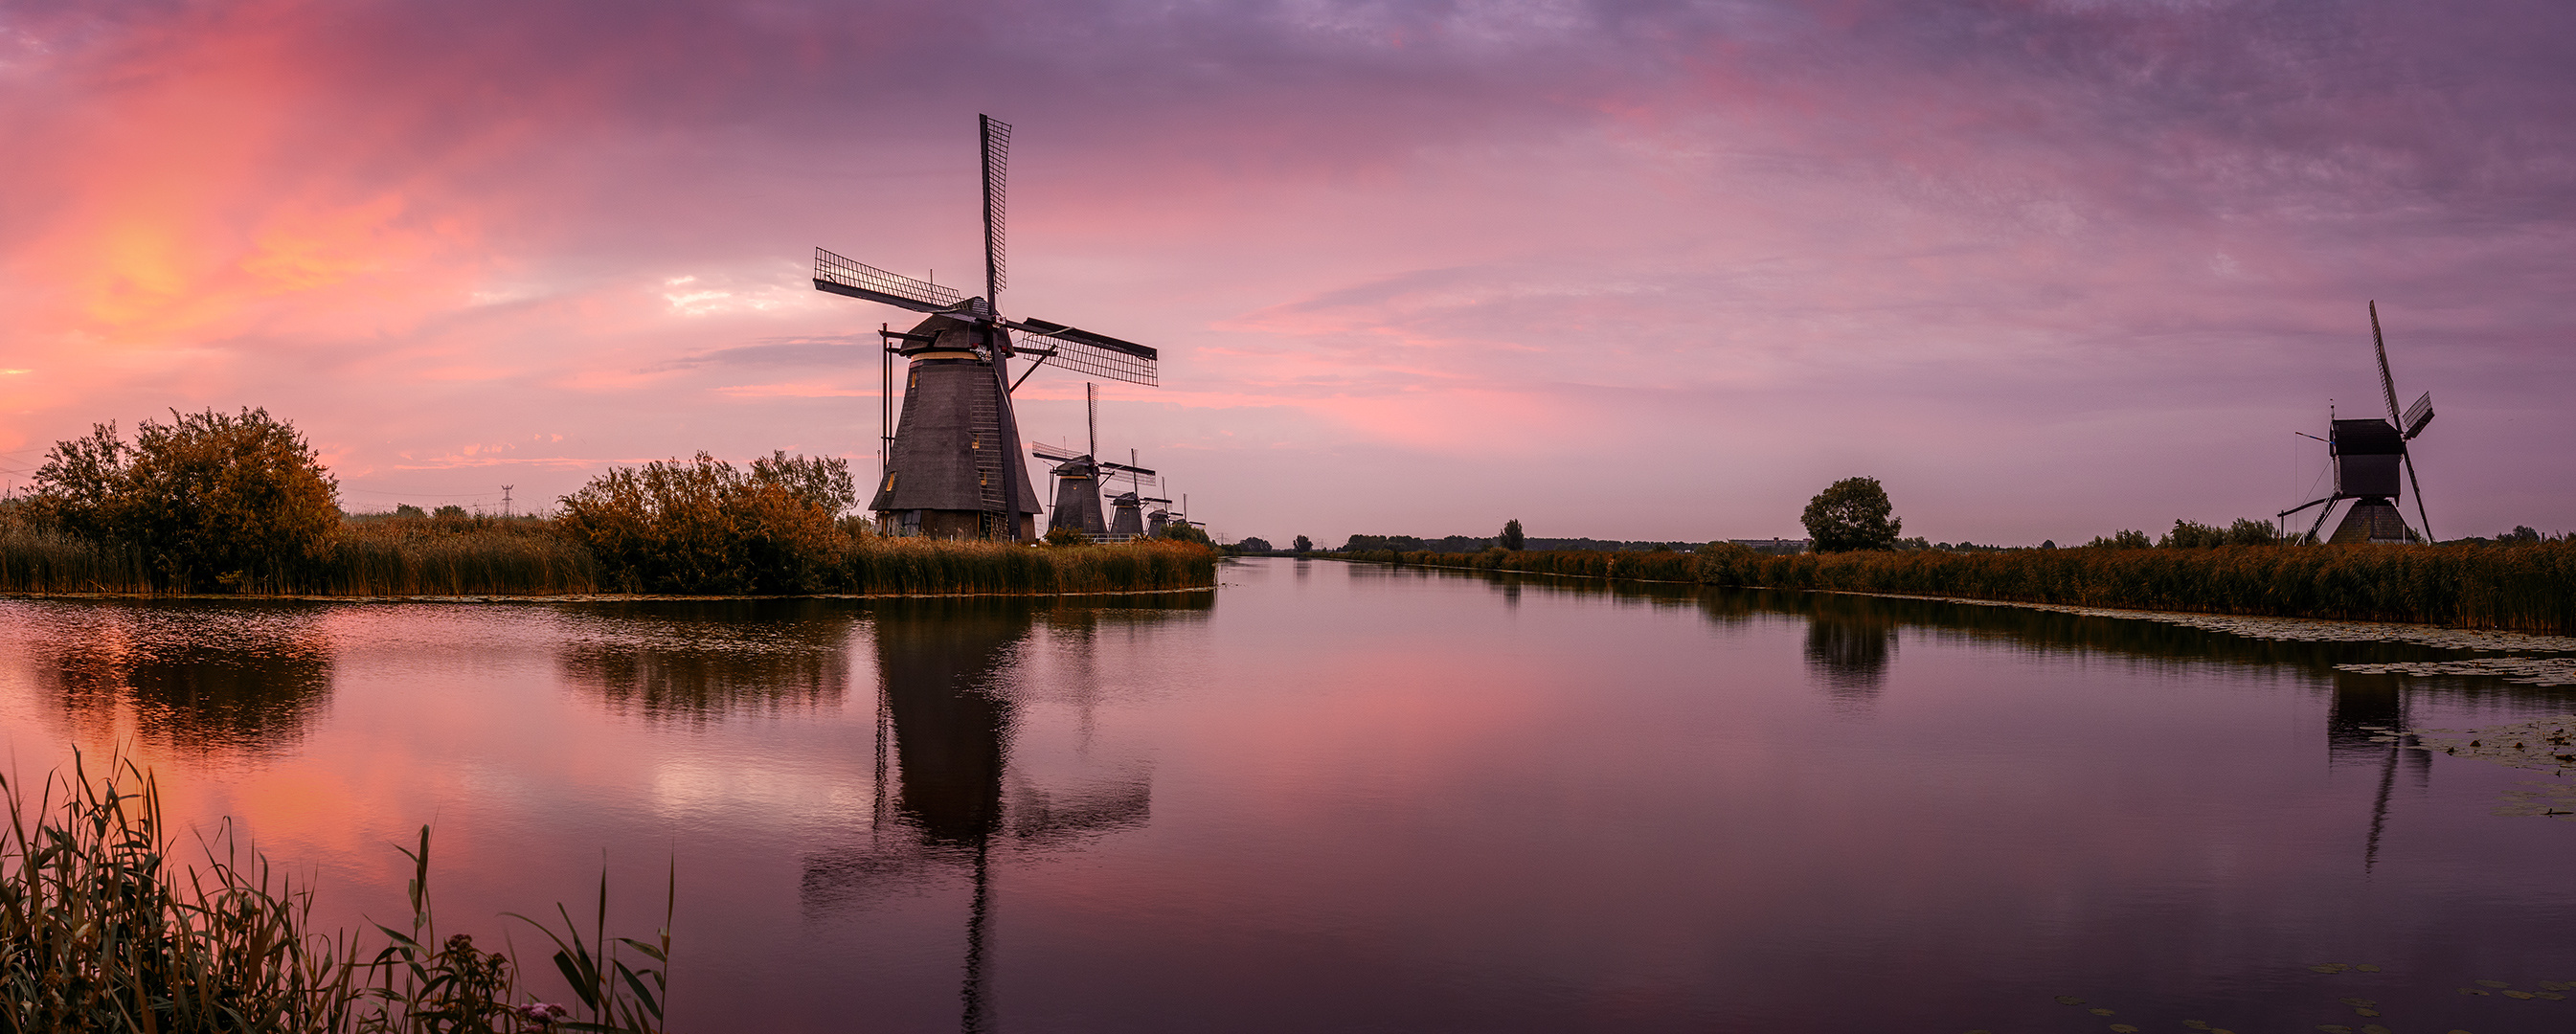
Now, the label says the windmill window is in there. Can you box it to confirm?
[881,472,897,492]
[908,370,917,390]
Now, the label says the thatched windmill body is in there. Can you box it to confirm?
[814,116,1159,540]
[2279,303,2437,544]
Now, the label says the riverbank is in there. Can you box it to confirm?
[0,521,1217,598]
[1331,541,2576,634]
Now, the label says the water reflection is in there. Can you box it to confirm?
[554,600,860,719]
[34,601,335,755]
[1799,596,1898,700]
[803,594,1206,1033]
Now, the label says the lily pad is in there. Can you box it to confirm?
[2502,989,2536,1000]
[2090,1007,2114,1016]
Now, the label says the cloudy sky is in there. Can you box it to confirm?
[3,0,2568,546]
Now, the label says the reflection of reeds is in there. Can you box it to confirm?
[1362,543,2576,634]
[0,749,670,1033]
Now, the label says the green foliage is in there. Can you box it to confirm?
[1499,519,1525,551]
[2088,529,2153,549]
[393,505,427,519]
[1801,477,1902,552]
[1043,524,1089,547]
[1233,536,1275,553]
[28,409,341,592]
[1292,535,1314,553]
[555,452,850,594]
[2160,520,2227,549]
[2156,519,2277,549]
[1161,522,1212,547]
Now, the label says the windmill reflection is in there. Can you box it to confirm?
[2326,671,2430,871]
[806,596,1196,1033]
[38,601,335,754]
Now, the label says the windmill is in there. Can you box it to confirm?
[2278,302,2437,545]
[814,115,1160,540]
[1029,384,1164,539]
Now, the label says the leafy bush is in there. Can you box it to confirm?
[1801,477,1902,552]
[1292,535,1313,553]
[28,409,340,592]
[556,452,855,594]
[1233,536,1275,553]
[2088,529,2153,549]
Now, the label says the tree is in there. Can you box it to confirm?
[1499,518,1525,551]
[1292,534,1313,553]
[2088,529,2152,549]
[554,452,850,593]
[1800,477,1901,552]
[32,408,341,591]
[1235,536,1275,553]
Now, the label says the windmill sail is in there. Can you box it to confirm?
[981,115,1009,303]
[814,249,963,313]
[1009,319,1158,386]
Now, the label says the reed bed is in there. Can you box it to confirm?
[834,537,1217,596]
[1365,543,2576,634]
[1,750,668,1034]
[0,523,154,595]
[1,515,1210,598]
[326,521,601,596]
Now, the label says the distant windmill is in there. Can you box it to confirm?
[2279,302,2437,544]
[1029,383,1160,538]
[813,115,1160,540]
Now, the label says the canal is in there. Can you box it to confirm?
[2,557,2571,1031]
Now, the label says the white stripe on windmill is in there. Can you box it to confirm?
[814,115,1160,541]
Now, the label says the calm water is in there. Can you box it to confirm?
[4,558,2574,1032]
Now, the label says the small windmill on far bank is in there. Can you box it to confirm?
[1031,383,1159,539]
[2279,302,2437,544]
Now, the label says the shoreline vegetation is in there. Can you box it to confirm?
[3,750,668,1033]
[2,411,1215,599]
[1323,542,2576,635]
[0,516,1218,599]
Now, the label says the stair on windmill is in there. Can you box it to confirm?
[2281,302,2438,545]
[812,115,1161,541]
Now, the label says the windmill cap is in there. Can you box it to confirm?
[896,313,987,356]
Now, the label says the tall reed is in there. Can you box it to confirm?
[1,749,670,1033]
[1366,543,2576,634]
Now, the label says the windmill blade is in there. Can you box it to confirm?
[1031,441,1087,462]
[2368,301,2403,426]
[1006,319,1157,386]
[981,114,1010,306]
[1097,461,1157,477]
[2403,450,2433,544]
[813,249,963,313]
[2402,391,2434,438]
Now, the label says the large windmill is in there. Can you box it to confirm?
[815,115,1160,540]
[2278,302,2437,545]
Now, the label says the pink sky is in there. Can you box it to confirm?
[3,0,2569,546]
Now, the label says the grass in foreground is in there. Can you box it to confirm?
[2,750,667,1033]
